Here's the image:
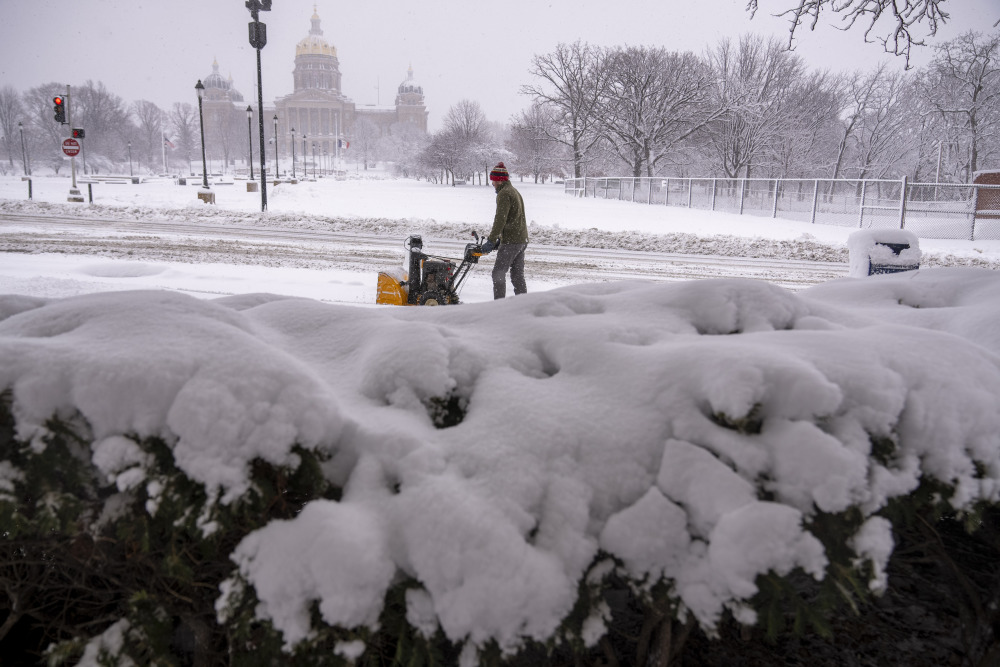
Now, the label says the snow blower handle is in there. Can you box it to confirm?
[464,231,485,263]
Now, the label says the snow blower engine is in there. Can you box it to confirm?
[376,232,484,306]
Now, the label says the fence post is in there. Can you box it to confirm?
[647,177,652,205]
[739,178,746,215]
[711,179,717,211]
[858,180,867,227]
[687,178,693,207]
[810,179,819,224]
[664,178,669,206]
[772,179,779,218]
[899,175,908,229]
[971,184,980,241]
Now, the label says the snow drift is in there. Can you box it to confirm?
[3,267,1000,660]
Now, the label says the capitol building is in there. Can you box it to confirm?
[197,6,427,171]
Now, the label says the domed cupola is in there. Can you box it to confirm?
[202,59,244,102]
[395,65,424,106]
[204,59,228,89]
[292,6,342,93]
[296,7,337,57]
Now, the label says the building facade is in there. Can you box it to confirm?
[198,59,249,172]
[198,7,427,173]
[272,8,427,165]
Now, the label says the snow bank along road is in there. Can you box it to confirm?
[0,211,850,293]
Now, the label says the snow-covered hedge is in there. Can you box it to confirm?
[3,268,1000,665]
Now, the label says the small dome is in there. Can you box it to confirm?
[202,59,244,101]
[398,65,423,95]
[203,59,229,90]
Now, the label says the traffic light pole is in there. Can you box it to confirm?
[66,85,83,203]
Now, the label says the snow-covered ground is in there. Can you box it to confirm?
[2,173,999,305]
[3,172,1000,662]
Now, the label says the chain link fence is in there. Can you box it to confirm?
[564,177,1000,241]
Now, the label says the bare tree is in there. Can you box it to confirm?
[382,121,429,178]
[472,120,511,185]
[351,116,381,170]
[509,103,565,183]
[439,99,489,182]
[766,70,843,177]
[521,41,611,178]
[921,30,1000,180]
[443,100,488,145]
[852,69,915,178]
[706,35,805,178]
[73,80,132,170]
[132,100,164,174]
[747,0,950,67]
[169,102,198,175]
[23,83,71,174]
[0,86,25,171]
[829,66,887,179]
[205,105,240,175]
[419,128,464,184]
[600,46,725,177]
[445,99,489,180]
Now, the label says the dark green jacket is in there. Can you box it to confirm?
[488,181,528,245]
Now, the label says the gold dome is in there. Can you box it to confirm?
[296,7,336,58]
[296,36,336,57]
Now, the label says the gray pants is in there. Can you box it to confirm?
[492,243,527,299]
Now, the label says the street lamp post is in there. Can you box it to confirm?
[246,106,255,180]
[127,141,133,178]
[312,142,317,178]
[272,115,279,178]
[18,122,28,176]
[302,134,307,179]
[195,80,214,203]
[291,128,296,179]
[245,0,270,211]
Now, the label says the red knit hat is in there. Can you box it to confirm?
[489,162,509,182]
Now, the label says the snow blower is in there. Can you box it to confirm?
[376,231,484,306]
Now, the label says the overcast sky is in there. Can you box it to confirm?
[2,0,997,132]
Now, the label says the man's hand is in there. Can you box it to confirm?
[481,239,495,254]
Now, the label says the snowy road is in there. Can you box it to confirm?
[0,212,849,295]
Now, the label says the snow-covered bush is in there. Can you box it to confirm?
[3,270,1000,665]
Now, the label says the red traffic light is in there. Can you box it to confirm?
[53,96,66,123]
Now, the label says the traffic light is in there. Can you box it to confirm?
[53,96,66,124]
[72,128,85,139]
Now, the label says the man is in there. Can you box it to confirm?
[481,162,528,300]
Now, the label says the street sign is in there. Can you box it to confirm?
[62,138,81,156]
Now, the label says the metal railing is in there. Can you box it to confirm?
[563,176,1000,241]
